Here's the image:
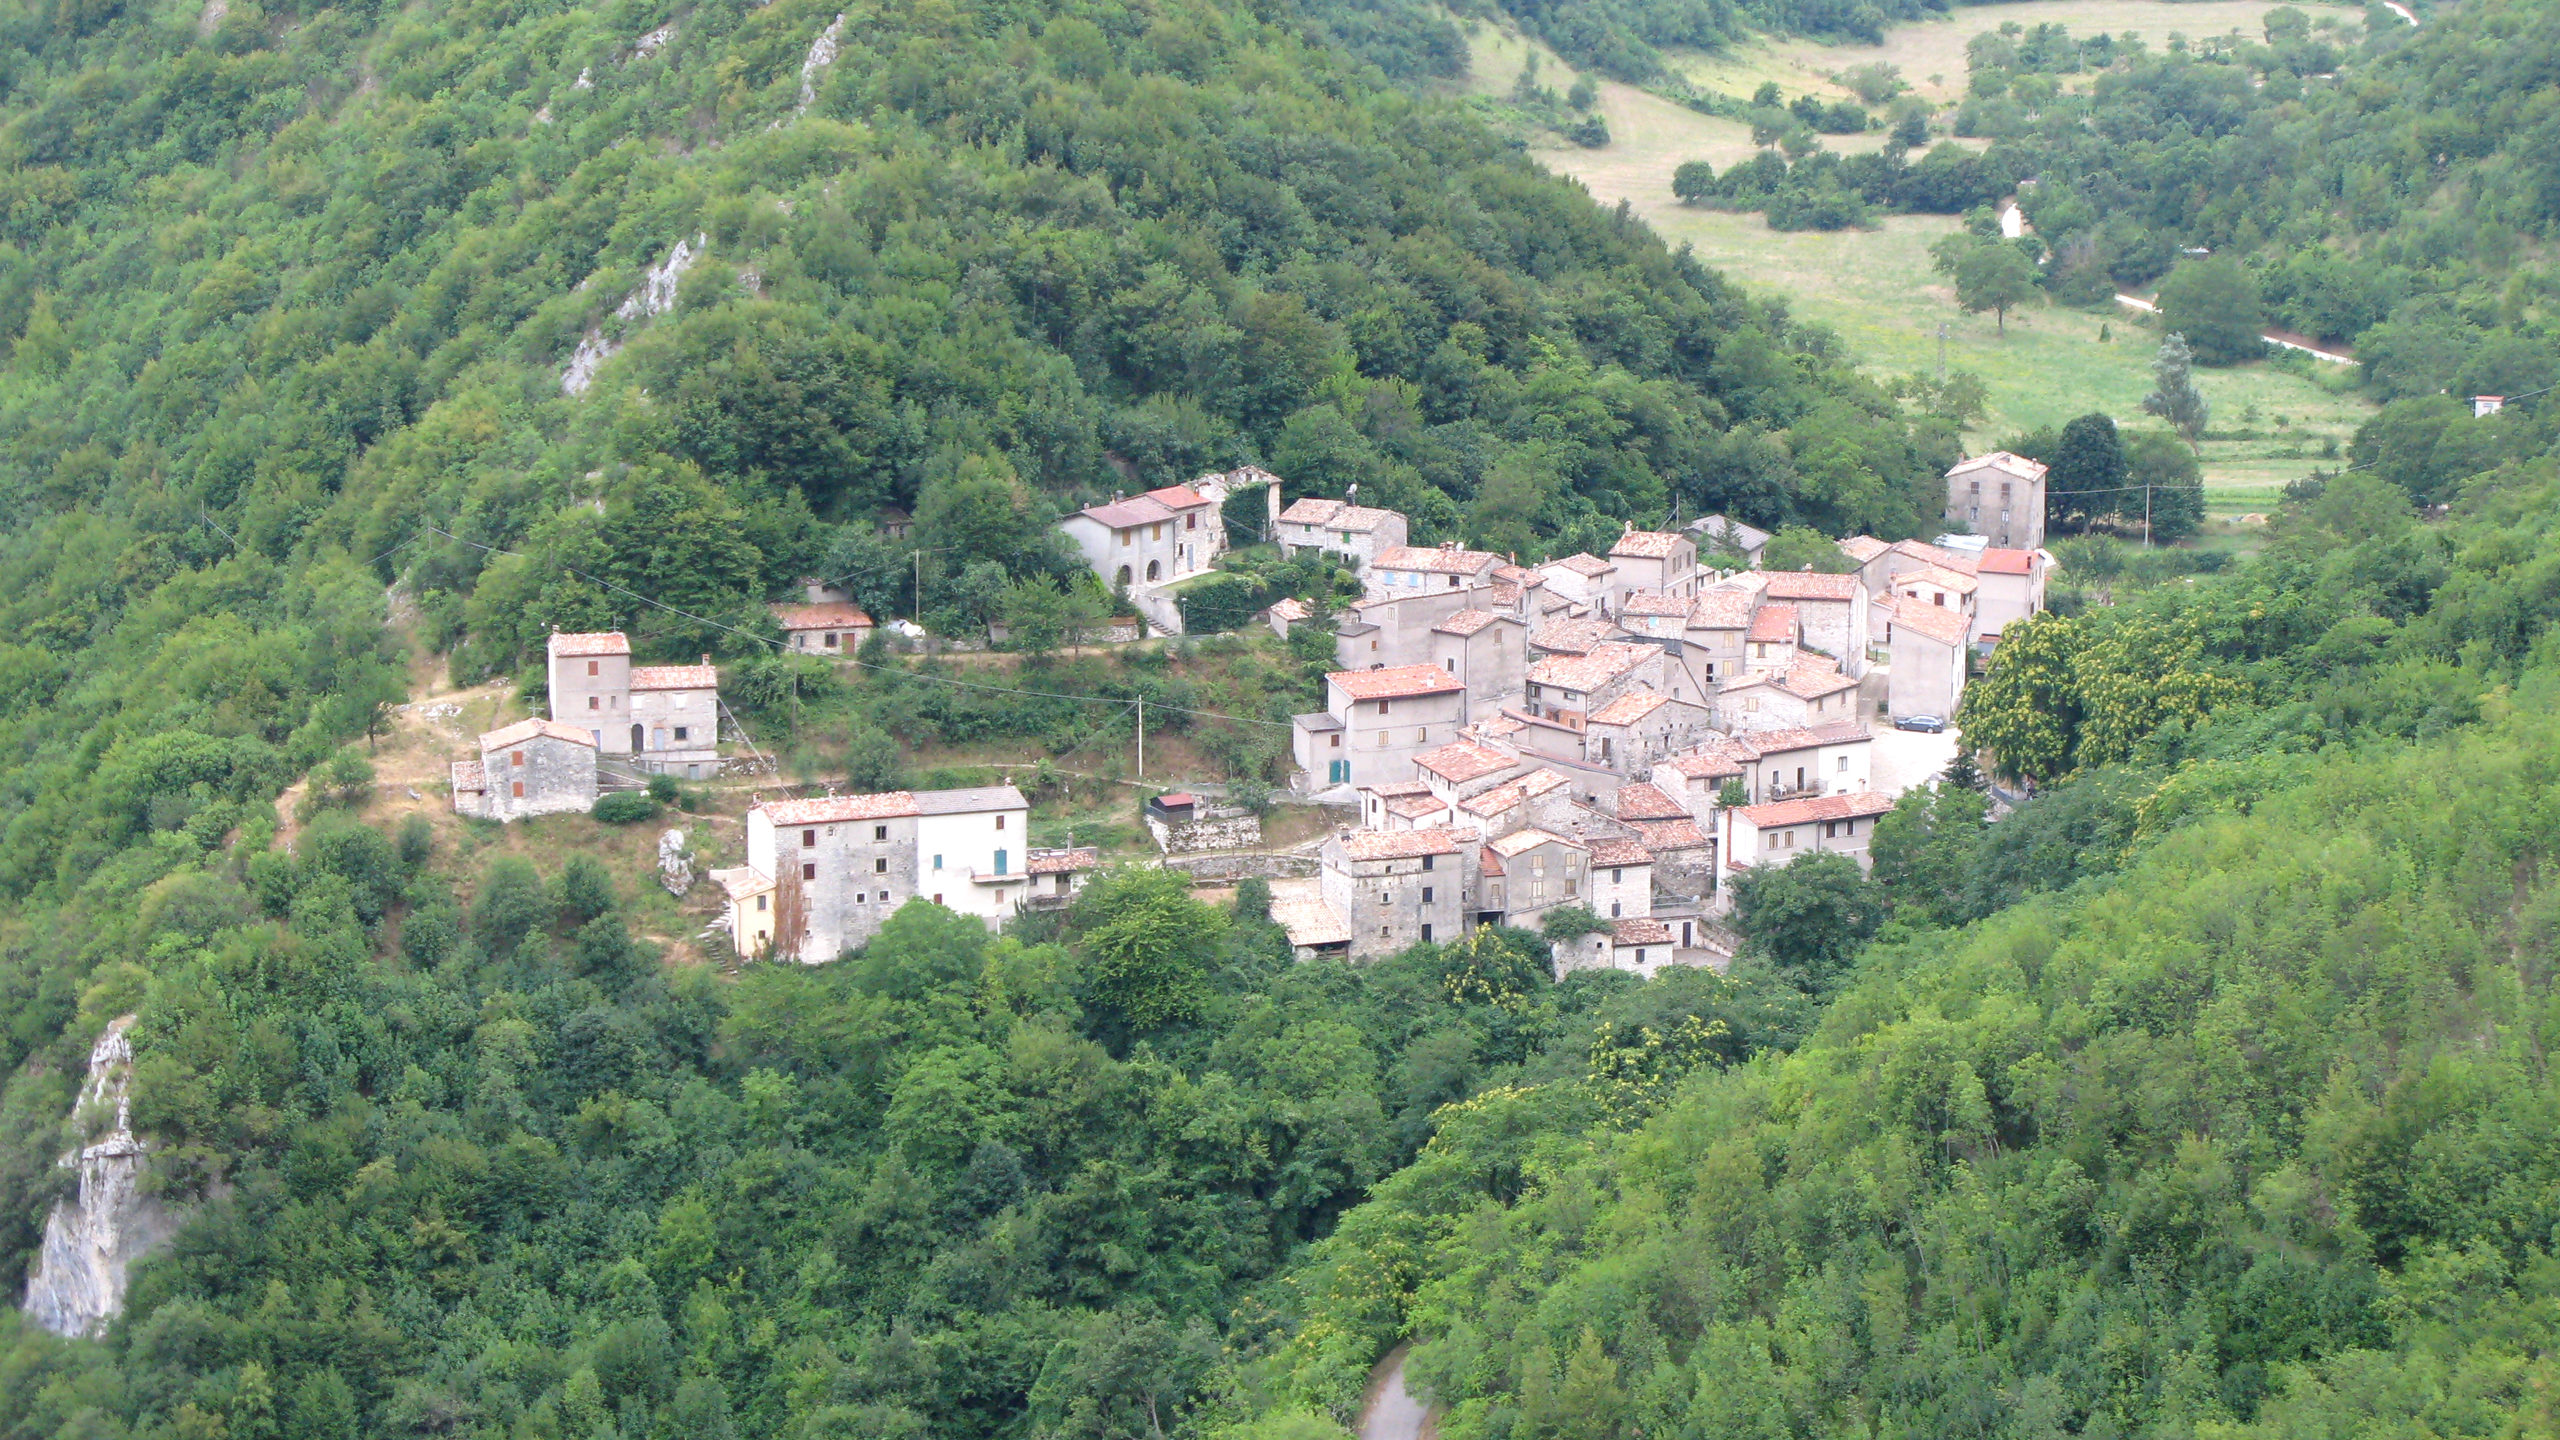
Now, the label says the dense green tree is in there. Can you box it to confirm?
[2156,258,2267,365]
[2141,332,2211,449]
[1728,851,1882,993]
[2045,411,2126,533]
[1933,235,2040,334]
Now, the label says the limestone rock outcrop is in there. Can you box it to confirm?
[20,1017,182,1338]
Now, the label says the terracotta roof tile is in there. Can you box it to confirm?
[1614,782,1688,821]
[1611,917,1674,945]
[1609,530,1690,560]
[1416,739,1519,784]
[1488,826,1581,858]
[1027,847,1101,875]
[1587,689,1677,726]
[481,717,599,749]
[759,791,921,823]
[1837,535,1891,563]
[1895,563,1979,595]
[1075,495,1179,529]
[1145,484,1213,510]
[1891,539,1980,575]
[1327,664,1466,701]
[549,631,631,657]
[1527,642,1654,694]
[1734,791,1896,827]
[1780,655,1860,699]
[1631,817,1711,849]
[1687,588,1757,629]
[1893,601,1971,645]
[1337,827,1464,861]
[1432,608,1503,636]
[1747,604,1798,644]
[1544,553,1614,578]
[1529,615,1619,654]
[771,602,874,631]
[1271,897,1351,948]
[631,664,717,690]
[1947,451,2048,483]
[1385,792,1450,820]
[1760,571,1863,602]
[1374,545,1502,575]
[1618,591,1692,618]
[1977,547,2037,575]
[1587,837,1653,866]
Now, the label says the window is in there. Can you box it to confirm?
[1421,923,1434,942]
[1370,640,1379,652]
[1445,658,1455,672]
[511,781,524,798]
[1416,728,1426,744]
[1421,887,1433,903]
[756,895,767,912]
[933,854,944,870]
[1421,855,1435,871]
[1610,901,1621,917]
[589,695,600,711]
[825,632,839,647]
[874,825,888,840]
[1377,734,1388,748]
[511,750,526,767]
[1837,755,1849,772]
[934,894,944,905]
[874,857,888,874]
[1150,523,1163,541]
[1329,734,1341,748]
[1186,513,1198,530]
[994,849,1007,874]
[802,829,816,847]
[1119,530,1131,547]
[1376,699,1391,716]
[1612,867,1623,883]
[802,863,816,880]
[995,814,1006,830]
[672,726,688,741]
[587,661,599,676]
[1448,576,1459,588]
[1635,948,1648,964]
[856,892,866,903]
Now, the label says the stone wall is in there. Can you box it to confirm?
[1147,809,1263,854]
[1161,852,1318,881]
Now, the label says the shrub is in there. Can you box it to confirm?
[594,792,662,825]
[646,773,678,804]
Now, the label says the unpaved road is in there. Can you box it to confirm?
[1359,1345,1433,1440]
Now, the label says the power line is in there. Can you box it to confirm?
[412,524,1297,730]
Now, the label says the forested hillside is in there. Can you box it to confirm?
[1263,461,2560,1435]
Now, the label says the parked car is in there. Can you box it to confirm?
[1895,714,1946,733]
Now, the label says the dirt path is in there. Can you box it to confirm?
[1358,1345,1434,1440]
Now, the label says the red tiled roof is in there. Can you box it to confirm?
[1748,603,1798,645]
[1433,609,1503,636]
[1271,896,1352,948]
[1948,451,2048,483]
[771,602,874,631]
[1837,535,1890,563]
[1631,817,1711,850]
[1611,917,1674,945]
[1614,781,1688,821]
[1529,615,1618,654]
[549,631,631,657]
[1618,591,1693,617]
[1328,664,1466,701]
[1609,530,1690,560]
[1145,484,1213,510]
[631,664,717,690]
[1688,588,1757,629]
[1544,553,1614,578]
[1734,791,1896,827]
[1265,597,1310,622]
[1488,826,1581,858]
[1587,837,1653,867]
[1977,547,2037,575]
[1337,827,1464,861]
[1528,642,1654,694]
[1891,539,1980,575]
[1416,739,1519,784]
[1661,741,1748,779]
[1896,563,1979,596]
[759,791,921,823]
[1894,601,1971,646]
[1075,495,1179,529]
[1385,792,1450,820]
[1781,655,1860,699]
[1760,571,1863,601]
[481,717,599,750]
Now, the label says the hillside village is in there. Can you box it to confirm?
[437,449,2053,977]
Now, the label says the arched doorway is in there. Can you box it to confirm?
[1115,565,1132,587]
[631,723,644,753]
[1145,559,1160,581]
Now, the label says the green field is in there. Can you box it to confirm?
[1460,0,2378,502]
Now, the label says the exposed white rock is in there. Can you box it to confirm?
[659,829,694,896]
[798,14,846,112]
[197,0,227,36]
[21,1018,182,1339]
[561,234,706,396]
[634,23,676,58]
[573,66,594,90]
[534,103,553,125]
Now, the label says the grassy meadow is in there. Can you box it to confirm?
[1459,0,2377,513]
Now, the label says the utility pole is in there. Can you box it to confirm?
[913,549,924,624]
[1937,322,1949,382]
[1135,697,1145,779]
[2144,482,2154,549]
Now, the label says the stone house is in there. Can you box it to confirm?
[1321,827,1469,957]
[1429,609,1527,718]
[1271,896,1353,962]
[1023,847,1102,910]
[1721,791,1897,880]
[1670,584,1757,692]
[545,631,721,775]
[1362,779,1454,831]
[1061,485,1224,592]
[1719,654,1862,734]
[1334,586,1495,672]
[1614,591,1695,640]
[1889,600,1971,722]
[1451,766,1574,838]
[740,791,924,962]
[1523,642,1663,730]
[1892,564,1979,620]
[1528,613,1620,659]
[1279,497,1407,574]
[1581,687,1715,779]
[1586,836,1654,921]
[1293,664,1468,791]
[1607,529,1701,600]
[1651,721,1873,818]
[1367,542,1505,596]
[913,786,1037,924]
[1743,603,1800,675]
[451,718,598,822]
[1477,827,1588,929]
[773,601,875,656]
[1757,571,1870,677]
[1535,553,1618,614]
[1972,546,2051,638]
[1945,452,2048,549]
[1415,737,1526,806]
